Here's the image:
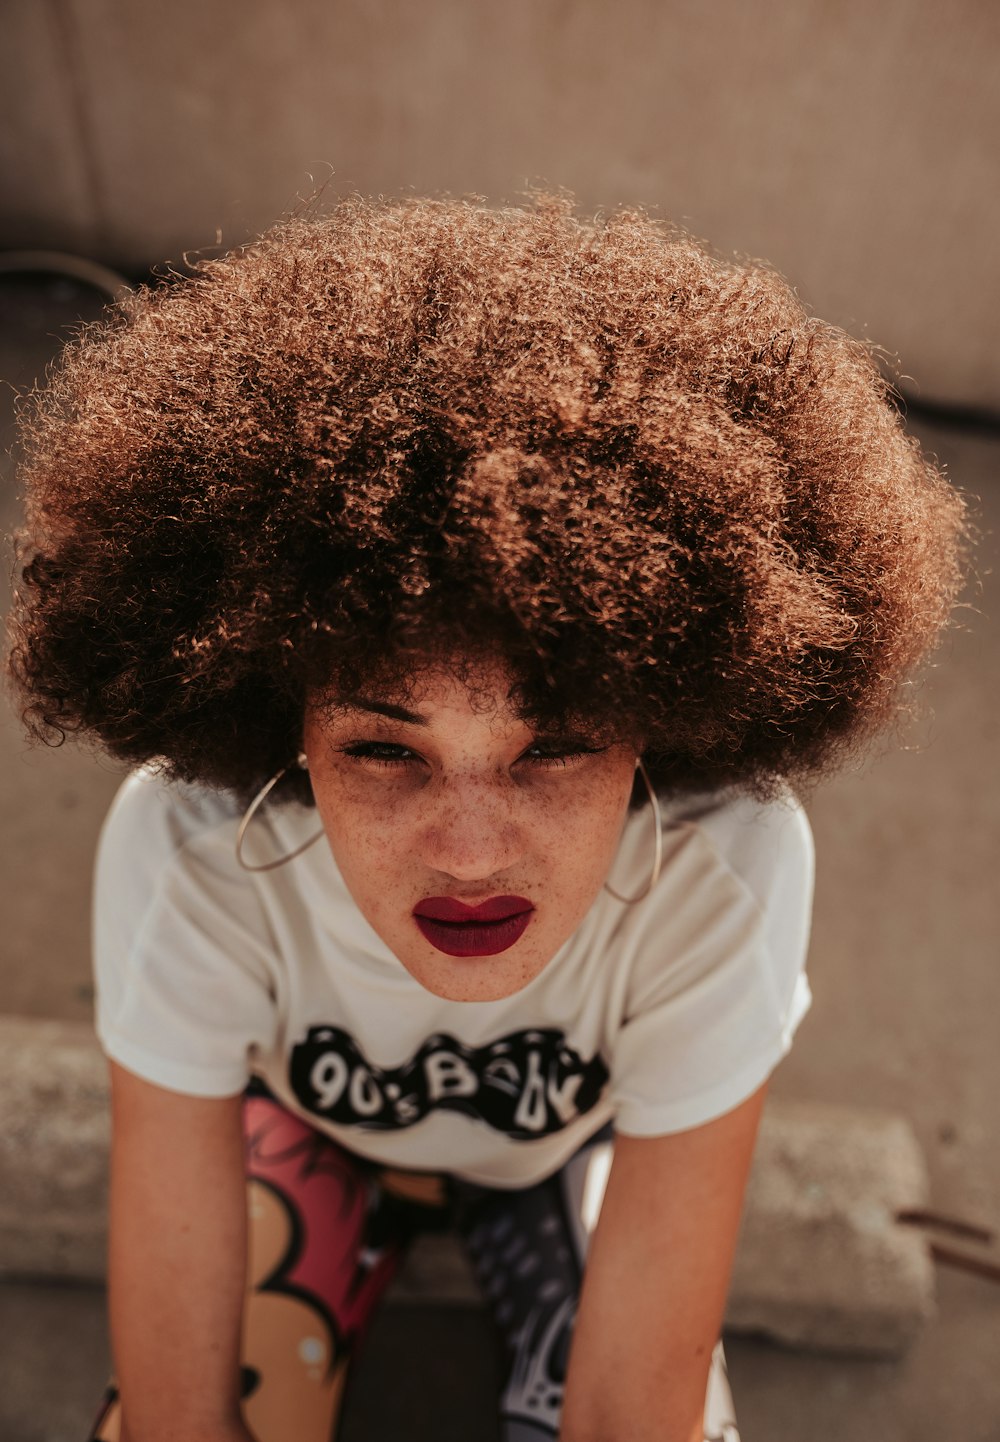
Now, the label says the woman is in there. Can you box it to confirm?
[8,190,972,1442]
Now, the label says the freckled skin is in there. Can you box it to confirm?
[302,661,638,1003]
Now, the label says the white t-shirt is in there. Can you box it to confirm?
[93,767,814,1187]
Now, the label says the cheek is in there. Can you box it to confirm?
[531,767,634,871]
[313,776,409,879]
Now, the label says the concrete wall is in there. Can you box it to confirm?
[3,0,998,402]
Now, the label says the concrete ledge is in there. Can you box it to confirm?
[0,1016,111,1280]
[0,1015,935,1356]
[726,1098,935,1356]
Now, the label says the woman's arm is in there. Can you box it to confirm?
[107,1059,255,1442]
[560,1080,769,1442]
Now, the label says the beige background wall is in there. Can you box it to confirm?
[3,0,998,403]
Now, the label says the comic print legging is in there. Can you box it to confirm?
[86,1077,740,1441]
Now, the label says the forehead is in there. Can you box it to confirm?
[320,657,528,728]
[310,651,630,746]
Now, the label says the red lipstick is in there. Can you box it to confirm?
[412,895,535,957]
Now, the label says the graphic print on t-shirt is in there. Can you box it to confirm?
[288,1026,610,1139]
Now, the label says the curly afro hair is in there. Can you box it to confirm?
[6,188,975,810]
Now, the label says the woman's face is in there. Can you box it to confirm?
[302,661,639,1002]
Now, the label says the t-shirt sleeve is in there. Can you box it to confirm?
[611,791,814,1136]
[92,772,280,1098]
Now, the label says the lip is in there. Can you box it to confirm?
[413,895,534,923]
[412,896,536,958]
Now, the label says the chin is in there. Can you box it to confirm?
[402,951,543,1004]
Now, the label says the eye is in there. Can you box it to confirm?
[520,742,608,768]
[339,741,420,769]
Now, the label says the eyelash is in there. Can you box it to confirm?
[339,741,606,770]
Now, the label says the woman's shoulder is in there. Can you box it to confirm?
[94,766,249,906]
[96,764,330,909]
[600,782,814,989]
[100,764,243,853]
[658,783,814,914]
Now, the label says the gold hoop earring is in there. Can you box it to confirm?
[603,758,663,905]
[235,752,326,873]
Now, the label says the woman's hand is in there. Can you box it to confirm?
[107,1061,251,1442]
[560,1080,769,1442]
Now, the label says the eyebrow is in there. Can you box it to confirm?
[345,697,430,726]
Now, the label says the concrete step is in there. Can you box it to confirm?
[0,1015,936,1358]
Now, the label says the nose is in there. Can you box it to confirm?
[416,774,525,883]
